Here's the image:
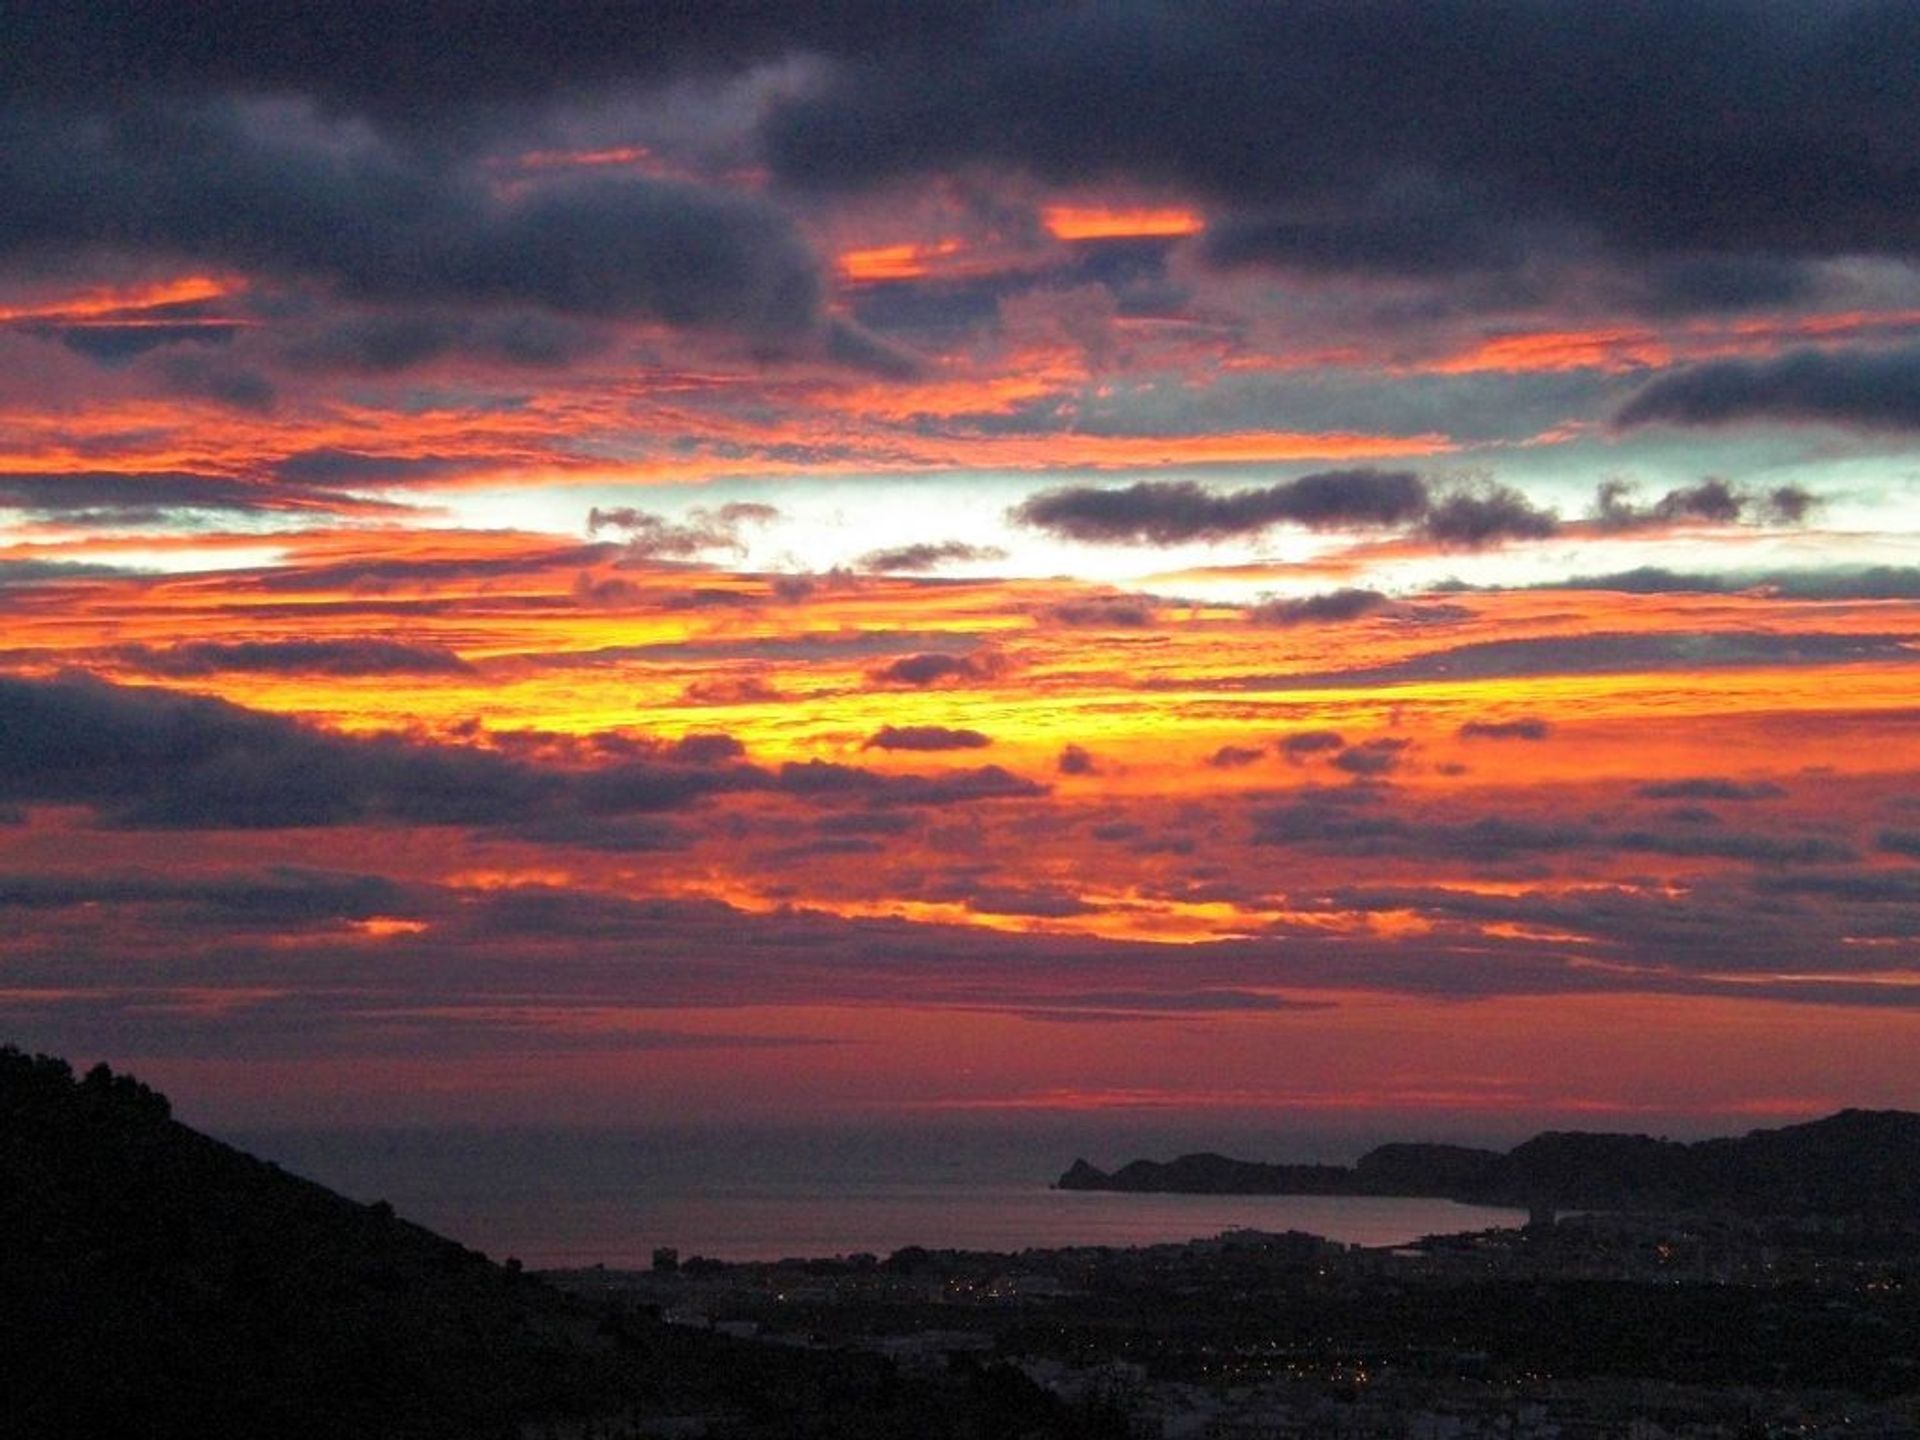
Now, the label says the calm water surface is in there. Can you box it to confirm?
[234,1124,1525,1266]
[511,1186,1524,1265]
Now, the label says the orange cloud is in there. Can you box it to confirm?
[836,239,967,282]
[1042,206,1205,241]
[1421,307,1920,376]
[509,145,660,171]
[0,274,242,324]
[1424,327,1675,375]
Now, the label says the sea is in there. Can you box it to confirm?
[230,1119,1526,1266]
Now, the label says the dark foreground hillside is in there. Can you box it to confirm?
[0,1046,1122,1440]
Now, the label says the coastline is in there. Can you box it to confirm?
[453,1186,1529,1270]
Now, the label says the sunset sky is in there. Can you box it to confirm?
[4,3,1919,1144]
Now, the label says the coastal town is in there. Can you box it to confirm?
[548,1209,1920,1439]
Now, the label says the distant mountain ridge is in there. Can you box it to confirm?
[1058,1109,1920,1218]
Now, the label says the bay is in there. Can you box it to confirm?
[231,1122,1525,1267]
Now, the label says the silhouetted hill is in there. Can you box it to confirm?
[1056,1148,1501,1200]
[1504,1109,1920,1213]
[1058,1110,1920,1219]
[1,1046,1123,1440]
[1353,1142,1504,1195]
[0,1047,631,1439]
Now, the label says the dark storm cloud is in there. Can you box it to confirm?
[1014,474,1565,551]
[917,873,1098,919]
[1593,477,1736,528]
[669,732,748,765]
[1458,718,1551,741]
[1201,196,1530,281]
[1537,566,1920,599]
[1500,567,1730,595]
[0,99,825,339]
[1206,745,1265,769]
[758,834,887,865]
[1636,779,1786,802]
[1763,485,1822,524]
[0,673,752,837]
[776,759,1045,806]
[1616,830,1856,865]
[1248,589,1390,627]
[856,541,1006,573]
[1249,799,1444,856]
[247,543,611,593]
[1010,471,1427,544]
[14,6,1920,332]
[284,311,606,374]
[663,588,759,611]
[507,814,693,853]
[31,320,247,363]
[1279,730,1346,762]
[0,559,136,587]
[113,639,474,678]
[767,569,861,604]
[0,674,556,829]
[815,811,917,836]
[1629,254,1822,316]
[1203,631,1920,692]
[588,502,784,532]
[1617,344,1920,431]
[870,651,1000,687]
[152,353,279,411]
[864,725,993,752]
[1762,870,1920,903]
[0,470,402,520]
[1045,596,1157,628]
[1310,875,1888,987]
[34,0,1918,301]
[1589,478,1823,531]
[850,235,1181,339]
[1262,470,1432,528]
[1332,737,1414,776]
[2,4,980,118]
[1251,791,1854,868]
[0,867,417,928]
[823,315,931,379]
[681,673,784,706]
[1057,744,1098,775]
[763,2,1920,277]
[274,450,491,487]
[569,760,758,816]
[0,673,1049,840]
[589,502,780,560]
[1417,482,1559,548]
[567,573,633,606]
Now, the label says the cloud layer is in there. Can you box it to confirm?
[2,6,1917,1131]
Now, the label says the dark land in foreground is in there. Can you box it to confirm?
[0,1045,1122,1440]
[5,1045,1920,1439]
